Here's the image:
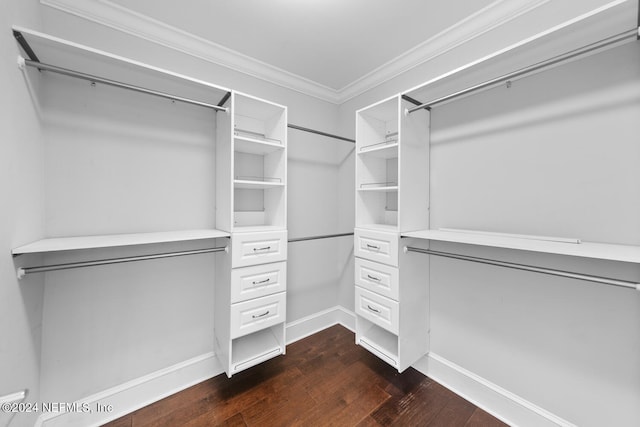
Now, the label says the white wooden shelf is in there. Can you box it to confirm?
[231,326,283,373]
[234,136,284,155]
[358,186,399,192]
[358,224,399,232]
[234,179,285,190]
[13,26,230,109]
[358,323,398,366]
[231,225,286,233]
[401,229,640,263]
[12,229,229,255]
[358,141,399,159]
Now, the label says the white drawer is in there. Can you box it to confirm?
[232,230,287,268]
[355,286,399,335]
[231,262,286,303]
[355,258,399,301]
[354,228,398,266]
[230,292,286,339]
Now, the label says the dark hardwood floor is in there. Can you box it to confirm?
[103,325,508,426]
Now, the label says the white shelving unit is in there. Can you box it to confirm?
[215,91,288,377]
[217,92,287,232]
[12,229,229,256]
[10,27,232,263]
[353,95,430,372]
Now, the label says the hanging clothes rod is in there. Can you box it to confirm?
[288,232,354,243]
[288,124,355,143]
[16,246,227,279]
[407,27,639,113]
[404,246,640,291]
[19,58,229,112]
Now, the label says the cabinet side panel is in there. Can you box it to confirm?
[214,240,232,375]
[216,104,232,232]
[399,100,430,232]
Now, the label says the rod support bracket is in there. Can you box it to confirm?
[16,268,25,280]
[17,55,25,70]
[403,246,408,254]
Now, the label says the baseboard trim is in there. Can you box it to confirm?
[36,352,223,427]
[414,352,576,427]
[286,306,355,344]
[35,307,357,427]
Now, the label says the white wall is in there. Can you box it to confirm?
[427,42,640,426]
[338,1,640,426]
[0,1,45,427]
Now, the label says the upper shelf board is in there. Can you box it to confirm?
[234,180,285,190]
[401,229,640,263]
[12,229,230,255]
[234,136,284,155]
[358,141,399,159]
[12,26,231,107]
[402,0,638,106]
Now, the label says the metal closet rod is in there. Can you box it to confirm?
[17,246,227,279]
[407,27,639,113]
[404,246,640,291]
[288,232,354,243]
[288,124,355,143]
[21,58,229,112]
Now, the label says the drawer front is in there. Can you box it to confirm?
[355,286,399,335]
[231,262,286,303]
[230,292,286,339]
[232,230,287,268]
[354,228,398,266]
[355,258,399,301]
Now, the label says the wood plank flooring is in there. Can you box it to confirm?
[103,325,508,427]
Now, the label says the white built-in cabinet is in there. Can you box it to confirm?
[215,92,288,377]
[354,95,430,371]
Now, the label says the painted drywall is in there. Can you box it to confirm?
[0,1,45,426]
[27,3,345,408]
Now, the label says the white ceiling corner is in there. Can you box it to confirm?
[40,0,550,104]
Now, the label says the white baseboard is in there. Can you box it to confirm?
[32,312,573,427]
[286,305,355,344]
[36,352,223,427]
[414,352,576,427]
[35,307,356,427]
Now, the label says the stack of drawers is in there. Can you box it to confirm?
[216,230,288,377]
[354,228,400,367]
[354,228,428,372]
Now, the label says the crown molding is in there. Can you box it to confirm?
[338,0,551,102]
[40,0,549,105]
[40,0,342,103]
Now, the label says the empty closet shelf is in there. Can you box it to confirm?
[234,129,282,144]
[401,229,640,264]
[234,136,284,155]
[234,178,284,190]
[358,141,399,159]
[12,229,230,256]
[359,182,398,191]
[13,27,231,112]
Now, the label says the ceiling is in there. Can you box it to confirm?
[107,0,496,89]
[43,0,550,102]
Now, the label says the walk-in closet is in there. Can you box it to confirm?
[2,1,639,426]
